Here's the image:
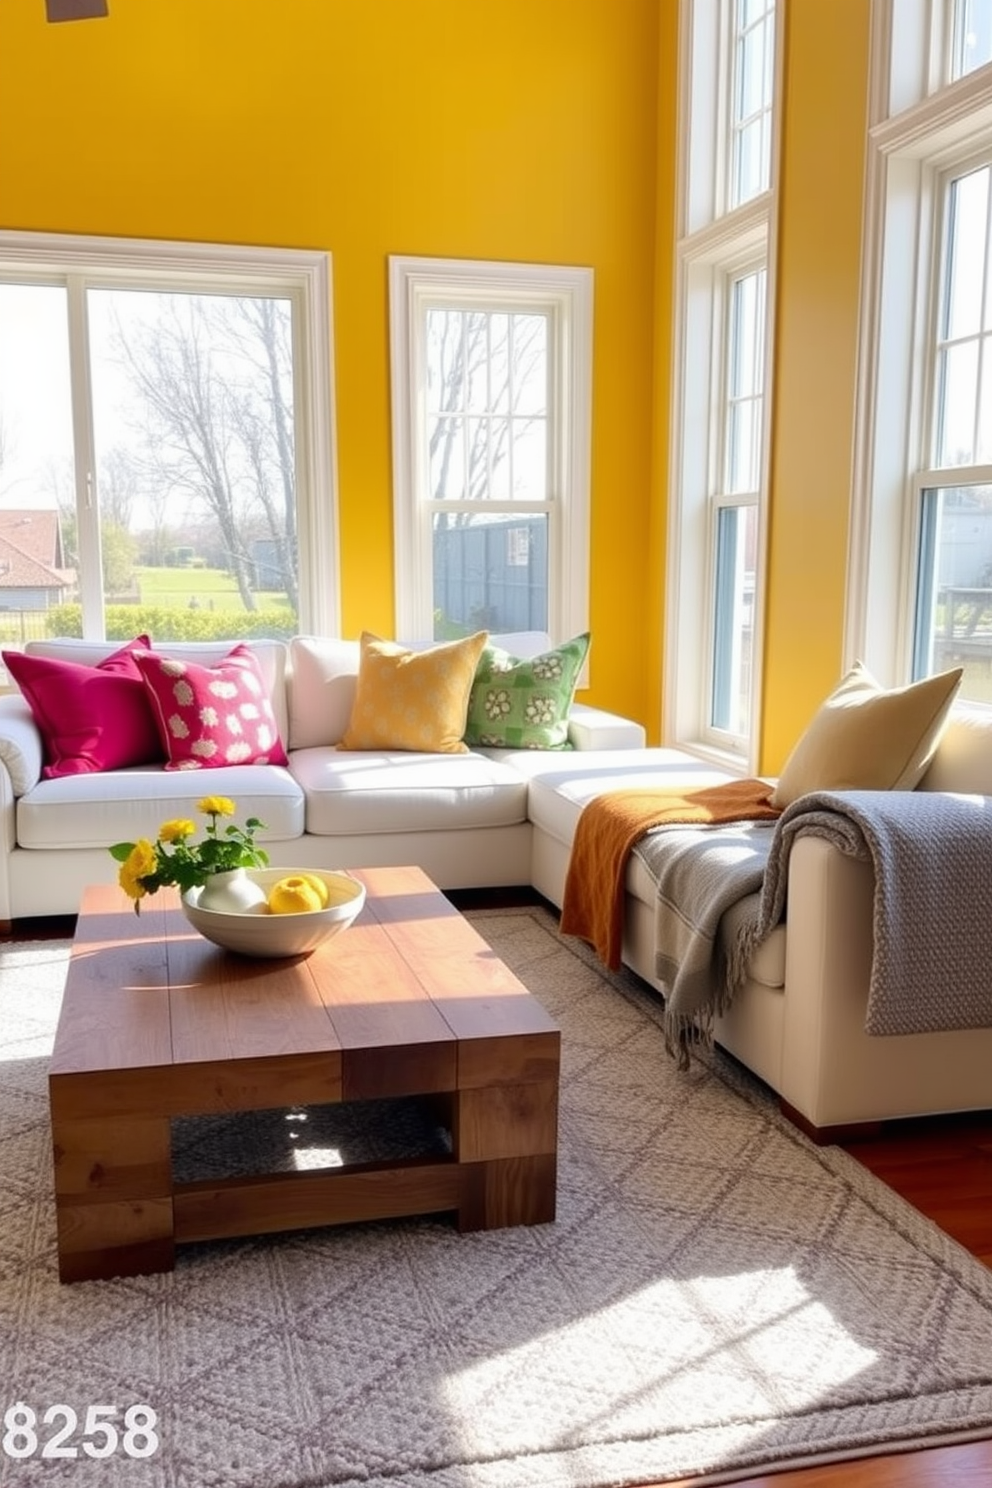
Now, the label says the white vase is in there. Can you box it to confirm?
[195,868,267,914]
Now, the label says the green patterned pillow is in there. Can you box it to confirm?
[464,633,590,749]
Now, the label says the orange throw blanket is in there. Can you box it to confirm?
[560,778,781,971]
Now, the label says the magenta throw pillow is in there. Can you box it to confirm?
[134,644,288,770]
[3,636,163,779]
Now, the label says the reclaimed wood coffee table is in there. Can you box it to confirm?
[49,865,560,1283]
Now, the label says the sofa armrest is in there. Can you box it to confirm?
[0,694,44,795]
[567,703,647,751]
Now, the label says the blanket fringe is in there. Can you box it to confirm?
[664,1007,714,1072]
[664,937,754,1071]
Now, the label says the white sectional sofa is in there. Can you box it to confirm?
[1,632,990,1140]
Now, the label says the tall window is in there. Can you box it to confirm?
[668,0,779,761]
[850,2,992,705]
[0,232,336,651]
[389,257,592,644]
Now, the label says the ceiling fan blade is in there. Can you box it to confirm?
[46,0,109,20]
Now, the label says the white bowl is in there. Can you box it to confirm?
[181,869,366,958]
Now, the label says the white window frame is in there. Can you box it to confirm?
[666,0,783,766]
[388,255,592,646]
[847,2,992,688]
[0,229,339,637]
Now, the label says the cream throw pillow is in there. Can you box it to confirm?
[770,660,963,808]
[339,631,489,753]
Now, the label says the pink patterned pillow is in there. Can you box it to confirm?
[134,644,288,770]
[3,636,163,778]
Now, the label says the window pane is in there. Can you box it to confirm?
[944,168,988,341]
[510,314,548,415]
[936,338,980,465]
[429,414,466,499]
[917,484,992,702]
[0,283,75,649]
[511,420,548,500]
[952,0,992,79]
[432,511,548,637]
[86,288,299,641]
[711,503,756,735]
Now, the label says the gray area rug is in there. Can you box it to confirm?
[2,907,992,1487]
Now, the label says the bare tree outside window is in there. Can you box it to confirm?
[91,289,299,617]
[424,306,551,636]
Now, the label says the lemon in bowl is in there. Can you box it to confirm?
[268,875,328,914]
[182,869,365,957]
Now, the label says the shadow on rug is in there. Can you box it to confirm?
[2,909,992,1487]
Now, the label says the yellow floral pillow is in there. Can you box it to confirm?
[339,631,489,753]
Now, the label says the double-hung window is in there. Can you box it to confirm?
[0,231,337,648]
[668,0,780,762]
[851,1,992,705]
[389,257,592,645]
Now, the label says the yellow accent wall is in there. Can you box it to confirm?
[758,1,871,772]
[0,1,874,751]
[0,0,663,725]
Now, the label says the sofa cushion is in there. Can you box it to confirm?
[770,661,963,808]
[134,645,289,770]
[4,636,163,778]
[507,748,739,847]
[339,631,488,753]
[289,746,528,836]
[288,636,361,748]
[15,763,304,850]
[464,633,590,750]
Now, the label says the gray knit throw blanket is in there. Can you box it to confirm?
[634,787,992,1062]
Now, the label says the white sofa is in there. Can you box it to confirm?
[0,633,646,924]
[1,632,990,1140]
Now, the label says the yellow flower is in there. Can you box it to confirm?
[118,838,157,904]
[158,818,195,844]
[118,865,147,903]
[197,795,235,817]
[128,839,158,878]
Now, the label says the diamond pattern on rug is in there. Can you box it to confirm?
[1,914,992,1488]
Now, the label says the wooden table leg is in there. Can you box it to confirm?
[51,1114,175,1282]
[453,1077,559,1231]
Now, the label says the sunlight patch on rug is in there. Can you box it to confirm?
[441,1265,878,1461]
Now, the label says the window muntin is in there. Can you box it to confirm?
[390,257,591,646]
[0,233,335,649]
